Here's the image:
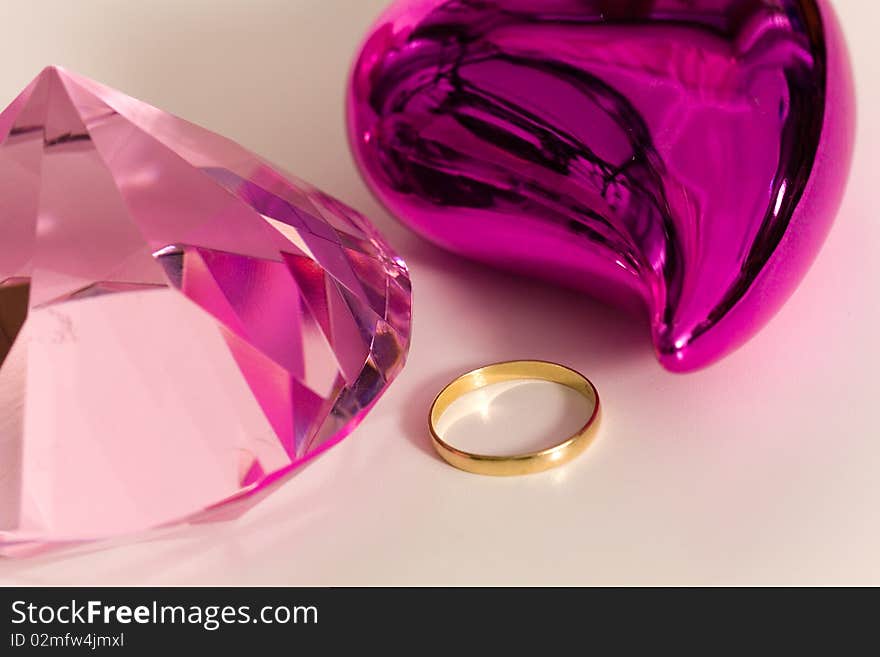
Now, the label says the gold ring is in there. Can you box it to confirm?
[428,360,601,476]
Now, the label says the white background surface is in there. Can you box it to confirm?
[0,0,877,585]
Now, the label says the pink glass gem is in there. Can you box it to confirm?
[0,67,412,555]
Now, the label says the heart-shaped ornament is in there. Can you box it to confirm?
[348,0,854,371]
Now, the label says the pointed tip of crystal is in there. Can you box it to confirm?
[36,64,68,80]
[31,66,98,92]
[26,65,82,95]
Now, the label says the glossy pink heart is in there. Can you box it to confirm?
[348,0,854,371]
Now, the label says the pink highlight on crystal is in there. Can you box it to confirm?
[0,67,412,555]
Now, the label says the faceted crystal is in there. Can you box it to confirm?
[0,67,412,555]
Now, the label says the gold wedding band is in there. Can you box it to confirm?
[428,360,601,476]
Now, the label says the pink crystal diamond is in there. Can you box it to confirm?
[0,67,412,555]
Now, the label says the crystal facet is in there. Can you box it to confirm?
[0,67,412,554]
[348,0,854,371]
